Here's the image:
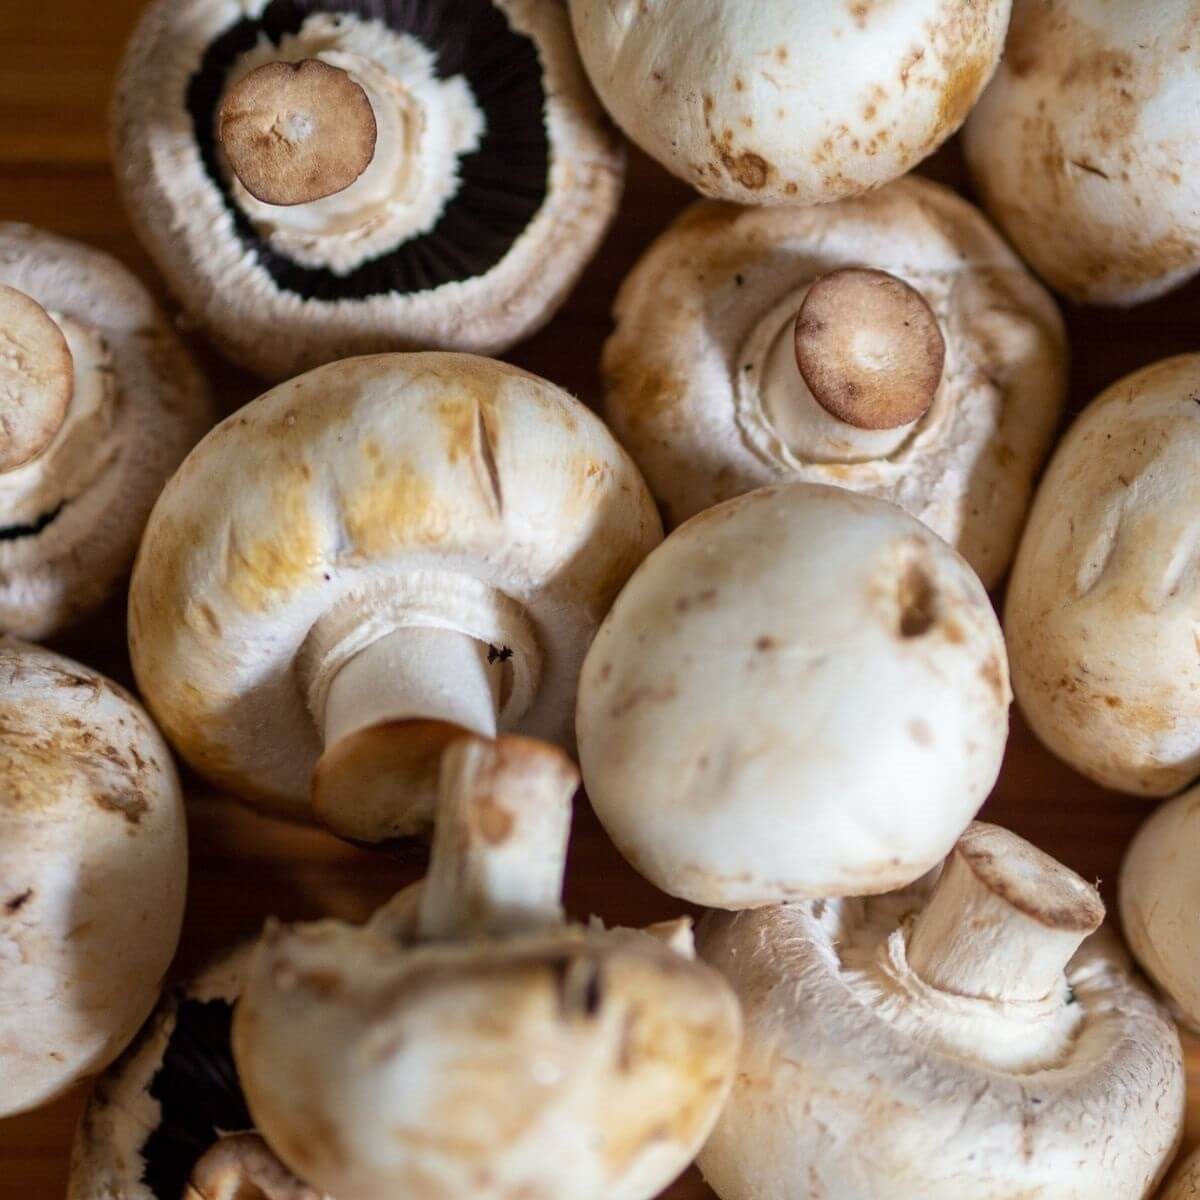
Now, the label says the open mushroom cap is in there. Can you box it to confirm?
[965,0,1200,305]
[1162,1148,1200,1200]
[602,175,1066,590]
[0,638,187,1119]
[577,482,1011,908]
[568,0,1009,205]
[1005,355,1200,795]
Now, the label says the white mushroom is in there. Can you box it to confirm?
[0,223,210,639]
[698,822,1186,1200]
[0,638,187,1118]
[568,0,1010,205]
[1119,785,1200,1030]
[603,175,1066,588]
[1005,355,1200,795]
[1162,1148,1200,1200]
[576,483,1011,908]
[112,0,624,380]
[965,0,1200,305]
[129,352,661,837]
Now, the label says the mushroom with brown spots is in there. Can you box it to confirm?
[602,176,1066,589]
[0,638,187,1118]
[576,483,1012,908]
[0,224,210,639]
[698,822,1185,1199]
[112,0,624,380]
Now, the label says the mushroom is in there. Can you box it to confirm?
[0,637,187,1118]
[112,0,624,380]
[602,175,1067,588]
[964,0,1200,305]
[697,822,1186,1199]
[1005,355,1200,795]
[129,352,661,837]
[576,482,1011,908]
[1162,1148,1200,1200]
[1119,785,1200,1030]
[0,223,210,639]
[567,0,1010,205]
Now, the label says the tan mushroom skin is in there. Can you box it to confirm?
[1162,1147,1200,1200]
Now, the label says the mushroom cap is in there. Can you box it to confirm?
[964,0,1200,305]
[0,224,211,639]
[568,0,1010,205]
[0,638,187,1119]
[576,483,1011,908]
[697,882,1184,1199]
[1120,786,1200,1030]
[112,0,624,380]
[1005,355,1200,795]
[1162,1147,1200,1200]
[234,917,740,1200]
[129,352,661,823]
[602,176,1066,589]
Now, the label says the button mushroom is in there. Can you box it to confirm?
[0,223,210,639]
[603,176,1066,588]
[567,0,1010,205]
[965,0,1200,305]
[0,638,187,1118]
[129,352,661,838]
[577,482,1011,908]
[1006,355,1200,795]
[698,822,1186,1200]
[1162,1148,1200,1200]
[113,0,623,379]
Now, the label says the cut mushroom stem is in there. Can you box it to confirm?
[0,284,73,473]
[793,267,945,431]
[217,58,378,207]
[184,1133,322,1200]
[907,823,1105,1004]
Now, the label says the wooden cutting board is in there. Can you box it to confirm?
[2,3,1199,1196]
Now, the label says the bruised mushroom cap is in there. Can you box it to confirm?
[129,352,661,824]
[568,0,1010,206]
[576,483,1011,909]
[0,224,210,639]
[1119,786,1200,1030]
[603,176,1067,590]
[112,0,623,380]
[964,0,1200,306]
[697,823,1185,1200]
[1163,1148,1200,1200]
[0,638,187,1119]
[1005,355,1200,796]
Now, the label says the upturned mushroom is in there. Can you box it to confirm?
[1005,355,1200,795]
[113,0,624,379]
[567,0,1010,206]
[1162,1148,1200,1200]
[698,822,1185,1200]
[965,0,1200,305]
[576,483,1011,908]
[603,176,1067,588]
[0,223,210,638]
[0,638,187,1118]
[1119,785,1200,1030]
[129,352,660,839]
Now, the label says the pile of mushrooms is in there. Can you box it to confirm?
[0,223,210,638]
[112,0,623,379]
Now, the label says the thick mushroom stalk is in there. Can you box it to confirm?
[185,1134,325,1200]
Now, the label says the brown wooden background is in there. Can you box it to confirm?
[2,3,1200,1196]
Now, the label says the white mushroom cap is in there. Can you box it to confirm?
[129,352,661,832]
[965,0,1200,305]
[1162,1147,1200,1200]
[0,638,187,1118]
[1119,786,1200,1030]
[576,483,1011,909]
[568,0,1010,205]
[0,224,210,639]
[697,823,1185,1200]
[603,176,1066,590]
[112,0,624,380]
[1005,355,1200,796]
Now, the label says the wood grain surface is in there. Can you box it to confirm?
[2,3,1200,1197]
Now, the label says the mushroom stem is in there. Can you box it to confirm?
[416,734,577,942]
[184,1133,322,1200]
[906,823,1105,1004]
